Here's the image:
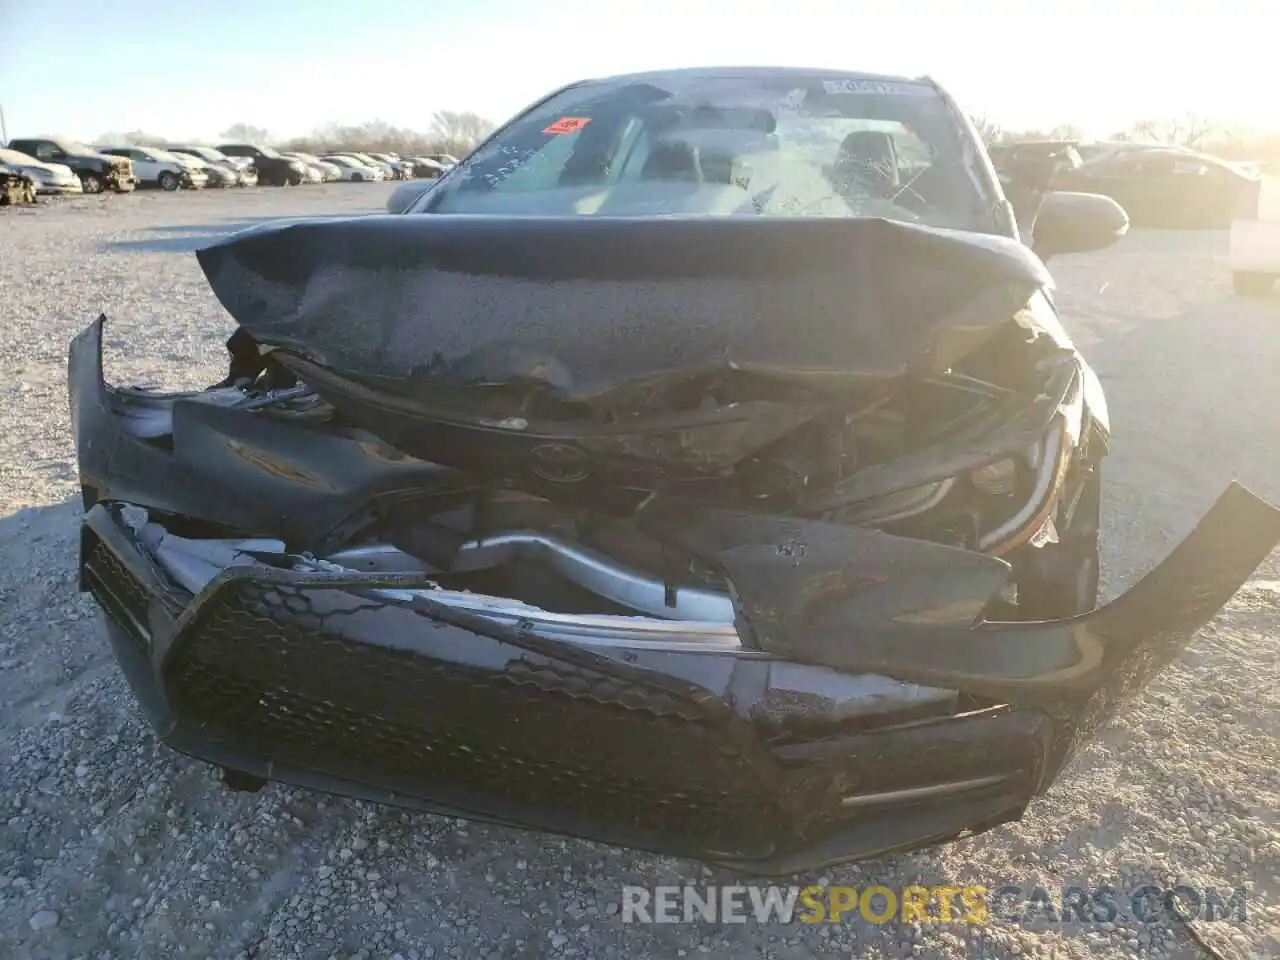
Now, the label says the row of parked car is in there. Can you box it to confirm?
[987,138,1267,230]
[0,136,457,198]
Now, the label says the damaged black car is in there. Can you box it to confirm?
[70,67,1280,875]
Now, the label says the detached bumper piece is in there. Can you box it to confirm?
[106,168,137,193]
[0,170,37,206]
[80,485,1280,875]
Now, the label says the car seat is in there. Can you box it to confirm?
[831,130,901,197]
[641,141,703,182]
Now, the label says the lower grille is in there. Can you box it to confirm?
[83,539,153,651]
[163,580,796,857]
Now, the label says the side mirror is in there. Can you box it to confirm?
[385,179,436,214]
[1031,191,1129,260]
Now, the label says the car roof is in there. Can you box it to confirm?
[14,136,89,147]
[581,65,934,87]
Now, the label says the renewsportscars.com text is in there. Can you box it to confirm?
[621,884,1248,926]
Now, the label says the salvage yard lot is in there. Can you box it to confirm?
[0,185,1277,959]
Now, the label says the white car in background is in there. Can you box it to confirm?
[165,151,238,188]
[294,160,326,183]
[1231,175,1280,296]
[284,152,341,181]
[0,146,83,194]
[98,145,208,190]
[282,151,337,181]
[164,145,258,187]
[367,152,414,179]
[319,154,384,181]
[341,151,397,179]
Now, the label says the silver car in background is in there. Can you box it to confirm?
[166,151,238,188]
[319,154,385,181]
[164,145,259,187]
[283,152,341,182]
[0,146,84,195]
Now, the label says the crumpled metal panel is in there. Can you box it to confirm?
[195,215,1052,399]
[637,501,1015,640]
[648,484,1280,778]
[77,485,1279,873]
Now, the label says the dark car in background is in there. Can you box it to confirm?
[986,141,1084,236]
[407,156,448,179]
[69,65,1277,875]
[7,137,136,194]
[987,140,1083,171]
[1054,147,1258,228]
[214,143,306,186]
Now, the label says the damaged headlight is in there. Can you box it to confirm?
[1016,290,1074,349]
[969,458,1018,495]
[836,479,956,525]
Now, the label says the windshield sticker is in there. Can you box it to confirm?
[543,117,592,135]
[821,79,932,97]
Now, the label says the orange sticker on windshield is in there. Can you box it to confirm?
[543,116,591,135]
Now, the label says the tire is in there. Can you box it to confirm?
[1233,271,1275,297]
[351,172,363,182]
[80,172,104,194]
[158,171,179,192]
[1015,465,1102,620]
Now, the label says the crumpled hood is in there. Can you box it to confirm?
[195,215,1052,398]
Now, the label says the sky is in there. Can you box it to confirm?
[1,0,1275,144]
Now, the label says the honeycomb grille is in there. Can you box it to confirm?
[84,538,154,649]
[164,580,795,856]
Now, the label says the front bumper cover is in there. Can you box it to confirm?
[35,177,84,195]
[67,314,1280,872]
[78,483,1279,875]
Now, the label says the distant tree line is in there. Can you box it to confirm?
[95,111,496,160]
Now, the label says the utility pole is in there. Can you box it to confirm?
[0,103,7,144]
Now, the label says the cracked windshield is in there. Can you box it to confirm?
[426,74,989,228]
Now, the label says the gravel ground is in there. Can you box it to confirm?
[0,184,1276,960]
